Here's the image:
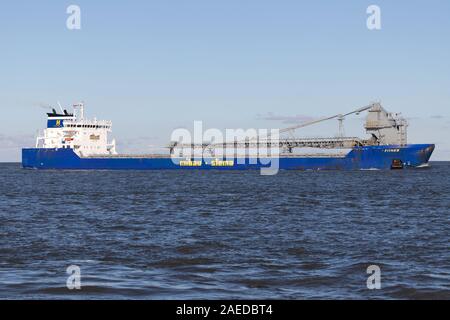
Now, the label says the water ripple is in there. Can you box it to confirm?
[0,162,449,299]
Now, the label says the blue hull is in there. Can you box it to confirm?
[22,144,434,170]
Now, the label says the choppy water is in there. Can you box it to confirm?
[0,162,449,299]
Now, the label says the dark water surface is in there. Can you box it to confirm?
[0,162,449,299]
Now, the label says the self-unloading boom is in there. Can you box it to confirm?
[168,103,407,155]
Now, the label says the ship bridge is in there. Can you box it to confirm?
[36,103,116,156]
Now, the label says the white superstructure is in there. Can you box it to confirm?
[36,103,117,156]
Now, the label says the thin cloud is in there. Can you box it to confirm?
[117,136,165,154]
[34,102,54,110]
[256,112,315,124]
[0,134,35,161]
[0,134,35,149]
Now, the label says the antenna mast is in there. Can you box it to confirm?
[74,102,85,120]
[57,101,64,114]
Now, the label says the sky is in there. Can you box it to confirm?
[1,0,449,161]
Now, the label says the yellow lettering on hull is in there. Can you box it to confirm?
[179,160,202,167]
[211,160,234,167]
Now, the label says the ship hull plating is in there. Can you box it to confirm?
[22,144,434,170]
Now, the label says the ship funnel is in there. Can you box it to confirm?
[46,107,74,128]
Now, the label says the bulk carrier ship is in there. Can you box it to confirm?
[22,102,434,170]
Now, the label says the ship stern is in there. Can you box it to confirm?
[22,148,40,169]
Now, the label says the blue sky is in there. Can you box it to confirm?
[1,0,449,161]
